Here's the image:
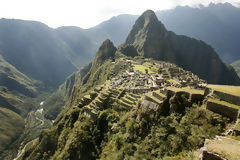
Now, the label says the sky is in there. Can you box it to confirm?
[0,0,239,29]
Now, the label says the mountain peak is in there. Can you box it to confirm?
[97,39,116,59]
[134,10,160,29]
[141,10,158,22]
[124,10,167,54]
[91,39,116,72]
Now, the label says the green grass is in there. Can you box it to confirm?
[133,65,154,74]
[208,98,240,110]
[207,84,240,97]
[236,119,240,130]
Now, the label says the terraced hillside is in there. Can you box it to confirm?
[19,40,240,159]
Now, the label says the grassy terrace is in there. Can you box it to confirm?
[208,98,240,110]
[119,99,132,108]
[236,120,240,130]
[167,87,204,95]
[207,84,240,97]
[133,65,154,74]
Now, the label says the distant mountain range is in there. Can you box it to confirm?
[56,2,240,64]
[1,3,239,85]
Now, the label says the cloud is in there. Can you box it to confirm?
[0,0,238,28]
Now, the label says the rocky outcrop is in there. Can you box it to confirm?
[202,150,226,160]
[119,44,138,57]
[201,136,240,160]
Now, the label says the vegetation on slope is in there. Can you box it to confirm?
[0,19,77,87]
[21,98,227,160]
[0,108,24,154]
[0,55,53,159]
[43,62,92,120]
[20,48,229,159]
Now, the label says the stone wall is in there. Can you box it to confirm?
[190,93,204,104]
[202,151,226,160]
[206,101,239,121]
[213,90,240,106]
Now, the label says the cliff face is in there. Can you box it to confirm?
[123,10,240,85]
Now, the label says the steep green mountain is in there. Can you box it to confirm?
[43,62,92,120]
[0,55,39,116]
[0,108,24,156]
[38,39,121,121]
[0,19,77,87]
[232,60,240,77]
[0,55,43,158]
[122,10,240,85]
[19,38,233,160]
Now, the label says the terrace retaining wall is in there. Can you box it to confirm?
[206,101,239,121]
[213,90,240,106]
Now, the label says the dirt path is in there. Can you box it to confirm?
[34,109,44,126]
[13,139,35,160]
